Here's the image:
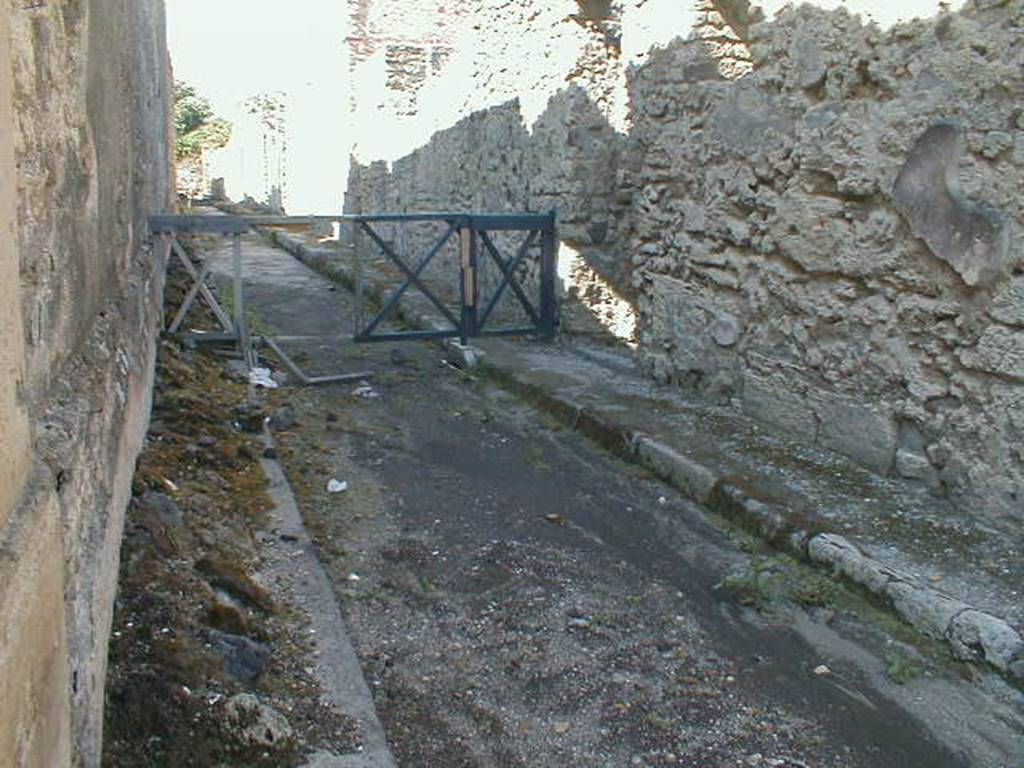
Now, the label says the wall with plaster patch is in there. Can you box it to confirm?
[627,2,1024,520]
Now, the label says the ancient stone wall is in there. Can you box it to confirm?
[628,2,1024,521]
[347,0,476,162]
[1,1,171,765]
[348,0,630,164]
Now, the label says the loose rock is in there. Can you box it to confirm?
[206,630,272,683]
[219,693,294,749]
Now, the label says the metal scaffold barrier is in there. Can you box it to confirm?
[148,210,557,384]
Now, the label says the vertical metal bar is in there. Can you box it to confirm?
[158,235,172,331]
[354,219,364,339]
[469,223,479,338]
[539,210,557,338]
[232,234,252,367]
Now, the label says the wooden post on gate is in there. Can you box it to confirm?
[459,220,478,345]
[353,219,365,340]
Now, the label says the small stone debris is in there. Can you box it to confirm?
[327,479,348,493]
[445,340,483,370]
[553,721,570,734]
[544,513,566,525]
[219,693,294,749]
[233,404,266,434]
[207,593,250,636]
[206,630,272,682]
[269,405,298,430]
[138,491,184,527]
[195,556,275,612]
[813,664,831,676]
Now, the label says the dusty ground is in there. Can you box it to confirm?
[264,336,975,768]
[224,225,1018,768]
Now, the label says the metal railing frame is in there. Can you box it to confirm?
[147,210,558,382]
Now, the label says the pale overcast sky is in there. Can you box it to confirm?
[166,0,350,213]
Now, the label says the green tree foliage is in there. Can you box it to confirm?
[174,81,232,162]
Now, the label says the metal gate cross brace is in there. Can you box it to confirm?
[478,230,540,328]
[357,221,462,334]
[150,217,372,386]
[164,235,234,334]
[356,221,459,339]
[350,210,557,345]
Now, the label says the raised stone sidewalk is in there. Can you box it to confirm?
[264,224,1023,682]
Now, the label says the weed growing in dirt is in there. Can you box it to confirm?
[886,652,924,685]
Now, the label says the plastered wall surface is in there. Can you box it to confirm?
[0,7,66,768]
[1,0,171,765]
[0,0,30,533]
[347,0,1023,522]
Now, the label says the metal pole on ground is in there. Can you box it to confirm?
[232,233,253,368]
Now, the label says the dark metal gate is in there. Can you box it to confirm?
[147,209,557,385]
[350,211,557,345]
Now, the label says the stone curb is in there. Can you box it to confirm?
[264,223,1024,682]
[258,431,398,768]
[494,364,1024,678]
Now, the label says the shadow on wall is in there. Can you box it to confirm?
[347,1,1024,523]
[346,83,639,339]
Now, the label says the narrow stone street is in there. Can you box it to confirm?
[196,228,1022,768]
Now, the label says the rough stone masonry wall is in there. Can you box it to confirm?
[347,0,475,121]
[348,0,1024,524]
[346,0,630,313]
[628,1,1024,523]
[1,1,171,766]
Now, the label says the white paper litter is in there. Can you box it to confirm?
[248,367,279,389]
[351,381,380,399]
[327,479,348,493]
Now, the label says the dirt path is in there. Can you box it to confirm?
[204,229,1021,768]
